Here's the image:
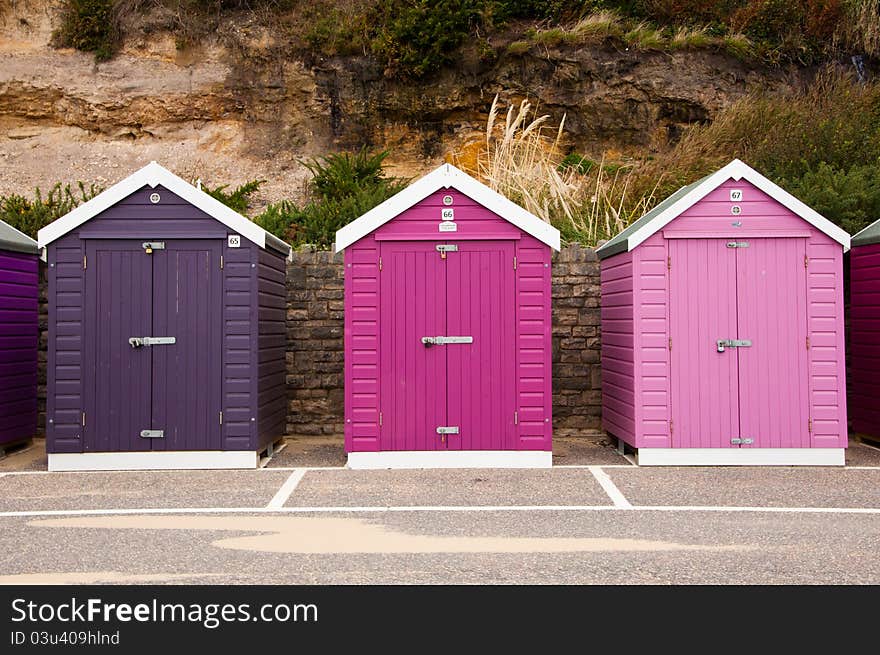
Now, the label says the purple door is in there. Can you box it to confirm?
[379,241,516,451]
[669,238,810,449]
[85,240,222,452]
[151,241,223,451]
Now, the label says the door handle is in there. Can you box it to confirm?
[421,336,474,346]
[129,337,177,348]
[717,339,752,353]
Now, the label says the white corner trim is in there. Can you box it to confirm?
[346,450,552,470]
[635,448,845,467]
[334,163,561,252]
[47,451,260,471]
[37,162,291,254]
[626,159,851,253]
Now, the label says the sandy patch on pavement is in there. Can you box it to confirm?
[30,515,749,554]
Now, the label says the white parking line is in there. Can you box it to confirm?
[588,466,633,508]
[0,504,879,519]
[266,469,307,509]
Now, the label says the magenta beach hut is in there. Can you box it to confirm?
[849,220,880,442]
[0,219,39,452]
[38,163,291,471]
[597,159,850,465]
[335,164,560,469]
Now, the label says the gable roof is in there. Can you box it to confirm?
[596,159,851,259]
[852,220,880,247]
[334,163,561,252]
[0,219,39,255]
[37,162,291,256]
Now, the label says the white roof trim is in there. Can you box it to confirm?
[334,163,561,252]
[37,162,290,254]
[618,159,850,253]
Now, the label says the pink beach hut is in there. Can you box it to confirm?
[597,159,850,465]
[335,164,560,469]
[849,220,880,442]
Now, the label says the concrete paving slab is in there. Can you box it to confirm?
[847,440,880,466]
[606,467,880,508]
[287,468,611,507]
[0,470,292,512]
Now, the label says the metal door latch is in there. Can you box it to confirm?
[731,437,754,445]
[726,241,750,248]
[140,430,164,439]
[142,242,165,254]
[129,337,177,348]
[436,426,459,434]
[421,336,474,346]
[436,244,458,259]
[717,339,752,352]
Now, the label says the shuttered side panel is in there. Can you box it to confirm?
[257,248,287,450]
[850,242,880,437]
[600,250,636,445]
[345,241,380,452]
[46,235,84,453]
[807,230,847,447]
[0,250,38,445]
[634,233,670,447]
[222,245,255,450]
[515,235,551,450]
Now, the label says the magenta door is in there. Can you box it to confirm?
[379,242,447,451]
[379,241,516,451]
[669,238,810,449]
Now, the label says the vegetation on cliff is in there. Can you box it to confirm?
[51,1,880,71]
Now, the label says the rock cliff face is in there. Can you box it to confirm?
[1,1,808,201]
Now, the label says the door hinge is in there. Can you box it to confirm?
[379,412,383,427]
[83,254,87,270]
[806,336,810,350]
[82,412,86,427]
[378,257,382,271]
[808,418,812,433]
[219,411,223,425]
[804,255,809,268]
[220,255,224,270]
[668,337,672,351]
[669,419,673,435]
[667,256,671,270]
[514,411,518,425]
[513,256,517,270]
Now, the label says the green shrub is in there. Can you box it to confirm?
[370,0,484,77]
[202,179,265,214]
[255,148,407,247]
[0,182,101,239]
[52,0,119,61]
[780,163,880,235]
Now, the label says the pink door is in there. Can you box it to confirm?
[736,238,810,448]
[669,237,810,449]
[669,239,740,448]
[379,241,516,451]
